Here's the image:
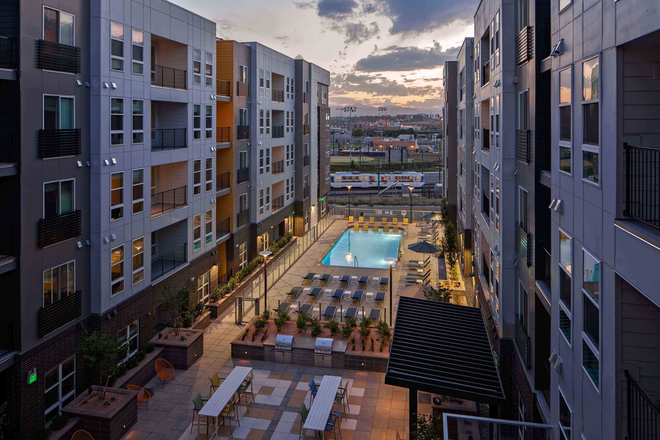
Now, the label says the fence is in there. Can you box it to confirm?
[624,143,660,230]
[441,414,552,440]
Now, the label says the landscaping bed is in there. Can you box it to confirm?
[113,346,165,390]
[150,328,204,369]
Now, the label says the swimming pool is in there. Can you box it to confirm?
[322,228,402,269]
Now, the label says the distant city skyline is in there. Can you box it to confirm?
[172,0,478,114]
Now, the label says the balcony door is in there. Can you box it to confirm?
[44,180,74,218]
[44,95,74,130]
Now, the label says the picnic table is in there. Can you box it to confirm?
[198,366,252,437]
[302,376,343,439]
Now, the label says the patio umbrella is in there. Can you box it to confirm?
[420,212,442,221]
[408,241,440,254]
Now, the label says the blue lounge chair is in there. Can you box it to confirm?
[303,273,316,280]
[320,273,331,282]
[288,287,302,299]
[352,290,364,302]
[309,287,322,297]
[300,304,313,315]
[332,289,344,300]
[323,306,337,319]
[344,307,357,319]
[278,302,291,313]
[339,275,350,284]
[369,309,381,320]
[358,275,369,284]
[379,277,389,286]
[375,291,386,302]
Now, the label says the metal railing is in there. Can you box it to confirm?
[272,160,284,175]
[303,92,309,103]
[152,64,187,89]
[272,195,284,211]
[482,60,490,85]
[304,155,310,167]
[441,414,552,440]
[482,129,490,152]
[624,143,660,230]
[0,133,15,163]
[151,186,187,216]
[216,217,230,240]
[516,26,534,65]
[151,128,187,151]
[237,210,249,228]
[39,210,82,248]
[38,129,82,158]
[216,126,230,143]
[272,125,284,138]
[39,290,81,337]
[216,172,230,190]
[515,316,531,370]
[151,243,187,281]
[627,370,660,440]
[237,81,249,97]
[37,39,81,73]
[272,89,284,102]
[0,36,17,69]
[516,129,531,163]
[216,80,231,96]
[304,124,310,135]
[237,125,249,140]
[515,223,534,267]
[303,186,311,199]
[237,167,250,184]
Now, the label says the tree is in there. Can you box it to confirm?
[161,279,195,336]
[410,412,444,440]
[439,198,451,225]
[77,332,119,397]
[351,128,364,137]
[443,221,459,269]
[424,285,452,303]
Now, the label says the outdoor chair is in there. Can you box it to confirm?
[358,275,369,284]
[344,307,357,319]
[335,382,350,417]
[352,290,364,302]
[300,304,313,316]
[323,305,337,319]
[375,292,386,303]
[237,374,254,409]
[384,225,390,232]
[403,218,409,226]
[155,358,175,387]
[381,217,387,225]
[363,224,368,231]
[309,287,322,298]
[366,292,374,303]
[343,291,352,301]
[127,384,151,410]
[308,379,319,405]
[332,289,344,301]
[369,217,375,225]
[332,275,340,285]
[358,216,364,224]
[320,273,331,283]
[299,402,310,439]
[71,430,95,440]
[191,392,209,433]
[288,287,303,299]
[353,223,359,230]
[371,277,380,286]
[278,302,291,313]
[220,395,240,435]
[369,309,382,320]
[303,273,316,282]
[348,216,354,223]
[209,372,225,394]
[325,407,343,439]
[392,218,399,226]
[339,275,350,284]
[379,277,389,286]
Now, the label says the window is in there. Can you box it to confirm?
[239,242,248,269]
[459,109,464,139]
[239,193,248,212]
[583,250,600,303]
[111,172,124,221]
[205,52,212,86]
[111,98,124,145]
[259,189,264,215]
[582,250,600,388]
[111,245,124,295]
[494,178,500,231]
[518,90,529,131]
[286,178,289,200]
[151,232,156,257]
[559,391,572,440]
[132,100,143,144]
[474,101,480,141]
[265,71,271,96]
[205,158,213,192]
[583,57,599,183]
[259,109,264,135]
[559,230,572,274]
[110,22,124,71]
[266,187,270,211]
[44,356,75,425]
[132,237,144,284]
[266,149,270,173]
[206,105,213,139]
[44,179,74,217]
[193,105,201,139]
[132,29,144,74]
[239,65,248,83]
[559,68,572,174]
[239,151,248,169]
[322,85,328,104]
[583,339,599,389]
[490,12,500,67]
[559,230,572,344]
[193,214,202,251]
[259,150,264,175]
[266,110,270,134]
[193,160,201,195]
[259,68,264,95]
[517,0,528,32]
[43,7,74,46]
[44,95,74,131]
[490,95,500,149]
[43,261,75,308]
[197,271,210,301]
[205,210,213,245]
[559,0,572,12]
[239,108,248,126]
[193,49,201,85]
[474,41,480,85]
[518,187,529,231]
[117,320,139,362]
[518,281,529,333]
[132,169,144,214]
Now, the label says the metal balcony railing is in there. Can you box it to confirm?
[216,80,231,96]
[482,129,490,152]
[237,81,249,97]
[38,290,81,337]
[303,155,310,167]
[303,187,310,199]
[0,36,18,69]
[216,172,230,191]
[272,160,284,175]
[237,125,249,140]
[151,243,187,281]
[38,129,82,158]
[303,92,309,103]
[516,129,531,163]
[272,195,284,211]
[515,316,531,370]
[482,61,490,85]
[516,26,534,65]
[216,217,230,240]
[272,125,284,138]
[515,223,534,267]
[304,124,310,135]
[151,128,187,151]
[38,210,82,248]
[216,126,230,143]
[272,89,284,102]
[151,65,187,89]
[237,167,249,184]
[151,186,187,216]
[624,143,660,230]
[0,133,16,163]
[236,210,249,228]
[0,228,15,258]
[37,40,81,73]
[626,370,660,440]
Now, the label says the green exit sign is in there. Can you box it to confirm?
[27,368,37,385]
[319,198,324,201]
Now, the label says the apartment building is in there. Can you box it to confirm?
[442,60,458,226]
[547,1,660,439]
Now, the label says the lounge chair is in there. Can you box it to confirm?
[278,302,291,313]
[332,289,344,300]
[352,290,364,302]
[288,287,302,299]
[358,216,364,224]
[303,273,316,280]
[381,217,387,225]
[339,275,350,284]
[363,224,368,231]
[344,307,357,319]
[403,218,409,226]
[353,223,359,230]
[369,217,375,225]
[348,216,354,223]
[300,304,313,315]
[392,218,399,226]
[379,277,389,286]
[320,273,331,282]
[309,287,322,297]
[375,291,386,302]
[358,275,369,284]
[323,305,337,319]
[384,225,390,232]
[369,309,382,320]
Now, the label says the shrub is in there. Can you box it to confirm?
[424,286,452,303]
[125,356,139,369]
[49,414,69,431]
[359,319,371,338]
[135,350,146,362]
[341,324,353,339]
[254,318,267,331]
[29,428,52,440]
[325,319,340,335]
[310,318,323,337]
[344,317,357,330]
[193,301,206,318]
[261,310,271,321]
[144,343,155,353]
[180,311,195,328]
[261,328,269,342]
[296,313,309,333]
[274,311,289,331]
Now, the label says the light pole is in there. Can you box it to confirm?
[346,185,352,218]
[408,185,414,223]
[259,250,273,311]
[385,257,397,325]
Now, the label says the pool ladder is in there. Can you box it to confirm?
[353,256,359,267]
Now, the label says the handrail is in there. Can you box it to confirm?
[626,370,660,439]
[151,128,187,151]
[272,160,284,175]
[0,36,18,69]
[273,195,284,210]
[216,172,231,190]
[272,89,284,102]
[272,125,284,138]
[237,168,250,184]
[152,64,187,89]
[151,186,187,216]
[237,125,249,140]
[216,80,231,96]
[624,143,660,230]
[216,217,230,238]
[216,126,230,143]
[151,243,187,281]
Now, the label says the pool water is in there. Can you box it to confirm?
[322,228,402,269]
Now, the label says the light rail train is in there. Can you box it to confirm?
[330,172,425,189]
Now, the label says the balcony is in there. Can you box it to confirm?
[151,243,187,281]
[0,228,17,275]
[482,61,490,85]
[216,172,231,192]
[236,210,249,228]
[303,92,309,103]
[38,290,81,337]
[39,210,81,248]
[304,124,310,135]
[272,160,284,175]
[37,40,81,74]
[38,129,81,159]
[626,370,660,438]
[151,128,187,151]
[151,186,187,217]
[303,186,310,199]
[272,195,284,211]
[515,316,531,370]
[237,167,249,184]
[0,36,18,70]
[217,80,231,97]
[237,125,249,140]
[272,89,284,103]
[482,129,490,152]
[0,133,17,174]
[216,217,230,242]
[237,81,249,97]
[516,129,531,163]
[303,155,310,167]
[216,126,230,143]
[516,26,534,66]
[623,143,660,230]
[272,126,284,139]
[515,224,534,267]
[152,65,187,89]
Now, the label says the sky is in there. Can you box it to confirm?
[174,0,479,115]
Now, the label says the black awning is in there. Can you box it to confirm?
[385,296,505,405]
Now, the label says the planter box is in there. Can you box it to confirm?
[113,347,165,390]
[190,310,211,330]
[151,328,204,370]
[62,386,137,440]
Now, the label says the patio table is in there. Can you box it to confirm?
[198,366,252,437]
[303,375,342,439]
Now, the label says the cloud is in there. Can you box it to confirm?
[317,0,359,20]
[275,36,288,41]
[292,0,316,9]
[376,0,477,35]
[331,72,441,98]
[330,21,379,45]
[354,42,459,72]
